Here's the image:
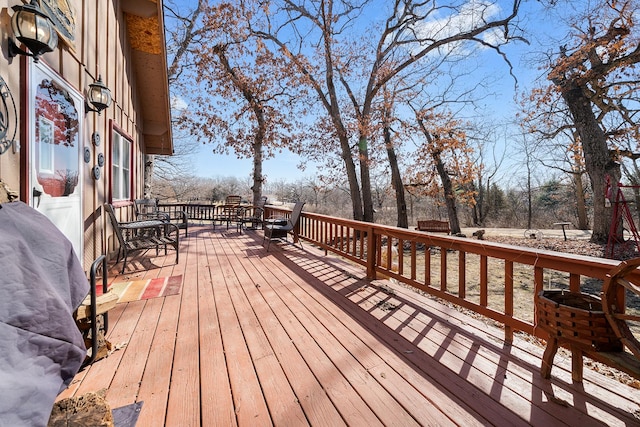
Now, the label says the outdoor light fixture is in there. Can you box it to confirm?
[8,0,58,63]
[85,75,112,114]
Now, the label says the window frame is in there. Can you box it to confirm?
[109,122,134,204]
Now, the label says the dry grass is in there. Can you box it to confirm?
[398,236,640,346]
[390,238,640,388]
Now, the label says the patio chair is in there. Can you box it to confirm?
[105,204,179,273]
[134,198,189,237]
[263,201,305,251]
[134,198,165,220]
[236,206,265,233]
[216,195,243,229]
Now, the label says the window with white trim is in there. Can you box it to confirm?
[111,129,131,201]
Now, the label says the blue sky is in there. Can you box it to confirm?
[193,147,316,182]
[175,0,559,184]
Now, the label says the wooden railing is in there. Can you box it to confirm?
[157,202,219,222]
[158,202,630,345]
[265,205,630,344]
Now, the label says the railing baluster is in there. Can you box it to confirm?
[398,239,404,276]
[459,251,466,299]
[570,273,580,292]
[505,260,514,344]
[366,226,376,279]
[480,255,488,307]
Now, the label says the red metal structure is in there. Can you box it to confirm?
[606,182,640,258]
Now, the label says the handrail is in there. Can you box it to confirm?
[162,203,632,344]
[265,205,630,344]
[82,255,107,369]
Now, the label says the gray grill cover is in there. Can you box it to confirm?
[0,202,89,426]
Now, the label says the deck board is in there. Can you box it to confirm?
[58,225,640,426]
[198,236,237,427]
[231,239,407,426]
[222,236,345,426]
[106,298,163,408]
[218,236,309,426]
[135,295,180,427]
[210,235,274,426]
[165,231,202,427]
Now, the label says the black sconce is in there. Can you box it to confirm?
[8,0,58,63]
[85,75,112,114]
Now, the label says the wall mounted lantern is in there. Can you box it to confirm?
[8,0,58,63]
[85,75,112,115]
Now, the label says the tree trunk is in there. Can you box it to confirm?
[324,41,363,221]
[358,136,375,223]
[573,172,589,230]
[383,123,408,228]
[252,135,264,205]
[432,150,461,234]
[560,85,620,243]
[526,159,533,230]
[472,180,482,226]
[144,154,154,199]
[338,132,364,221]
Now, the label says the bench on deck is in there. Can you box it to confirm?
[417,220,450,234]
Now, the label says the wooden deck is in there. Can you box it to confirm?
[59,226,640,426]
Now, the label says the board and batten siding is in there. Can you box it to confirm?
[0,0,172,270]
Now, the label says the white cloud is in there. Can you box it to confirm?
[171,95,188,111]
[409,0,504,56]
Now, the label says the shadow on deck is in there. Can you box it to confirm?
[59,225,640,426]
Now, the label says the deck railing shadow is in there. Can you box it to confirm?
[251,235,632,424]
[256,232,637,423]
[145,205,637,351]
[260,207,634,341]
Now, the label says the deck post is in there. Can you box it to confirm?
[366,225,376,279]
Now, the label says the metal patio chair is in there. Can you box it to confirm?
[263,201,305,251]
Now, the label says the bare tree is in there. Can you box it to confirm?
[172,2,306,205]
[250,0,524,223]
[146,0,211,198]
[530,0,640,243]
[470,132,505,227]
[408,109,479,234]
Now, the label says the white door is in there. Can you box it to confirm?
[29,61,84,259]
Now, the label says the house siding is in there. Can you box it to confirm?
[0,0,171,270]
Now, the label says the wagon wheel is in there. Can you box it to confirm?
[602,258,640,359]
[524,229,543,240]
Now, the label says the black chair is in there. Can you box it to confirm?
[105,204,179,273]
[134,198,188,237]
[215,195,243,229]
[263,201,305,250]
[236,206,265,233]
